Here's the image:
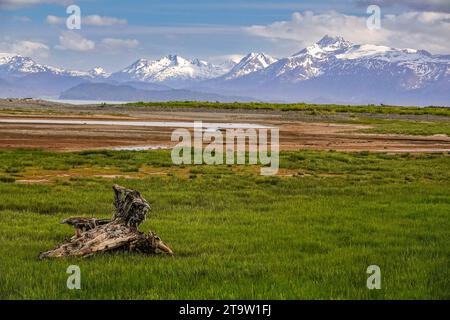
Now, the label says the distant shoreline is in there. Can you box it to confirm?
[42,98,132,105]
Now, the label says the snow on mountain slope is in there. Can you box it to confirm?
[333,45,448,89]
[194,35,449,105]
[88,67,111,78]
[0,53,113,97]
[234,36,352,83]
[238,35,449,90]
[223,52,277,80]
[0,53,108,80]
[1,35,449,105]
[110,54,230,85]
[294,35,352,58]
[0,53,59,77]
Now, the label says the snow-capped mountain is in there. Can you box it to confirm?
[332,44,448,90]
[222,52,277,80]
[240,35,448,88]
[1,36,449,105]
[0,53,109,80]
[0,53,61,78]
[0,53,112,97]
[109,54,231,87]
[262,35,353,82]
[200,35,449,105]
[87,67,111,79]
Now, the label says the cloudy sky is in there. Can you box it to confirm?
[0,0,449,72]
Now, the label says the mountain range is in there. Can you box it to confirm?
[108,54,233,87]
[0,36,449,106]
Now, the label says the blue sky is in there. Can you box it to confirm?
[1,0,449,71]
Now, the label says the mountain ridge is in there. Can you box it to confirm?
[108,54,234,87]
[1,35,449,105]
[59,82,257,102]
[196,35,449,105]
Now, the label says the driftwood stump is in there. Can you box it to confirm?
[39,184,173,258]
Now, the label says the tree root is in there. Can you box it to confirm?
[39,184,173,259]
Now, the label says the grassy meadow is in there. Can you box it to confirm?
[0,149,449,299]
[126,101,450,116]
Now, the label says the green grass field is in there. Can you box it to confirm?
[126,101,450,116]
[343,118,450,136]
[0,149,449,299]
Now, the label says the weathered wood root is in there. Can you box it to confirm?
[112,184,149,228]
[39,185,173,259]
[61,217,111,238]
[39,221,173,258]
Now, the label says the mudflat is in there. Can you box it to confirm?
[0,99,449,152]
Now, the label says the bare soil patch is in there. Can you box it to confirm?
[0,99,449,153]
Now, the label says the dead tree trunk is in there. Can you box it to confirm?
[39,184,173,259]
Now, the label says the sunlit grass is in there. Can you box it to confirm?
[343,118,450,136]
[126,101,450,116]
[0,149,449,299]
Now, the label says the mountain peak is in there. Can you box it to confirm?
[164,54,190,65]
[242,52,272,60]
[251,53,276,64]
[293,35,352,57]
[89,67,106,73]
[316,35,350,47]
[224,52,277,80]
[110,54,230,85]
[88,67,110,78]
[245,52,261,58]
[166,54,179,61]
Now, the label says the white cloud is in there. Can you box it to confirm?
[55,31,95,51]
[46,14,127,26]
[83,15,127,26]
[46,15,65,25]
[0,0,71,10]
[244,11,450,54]
[100,38,139,50]
[0,40,49,57]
